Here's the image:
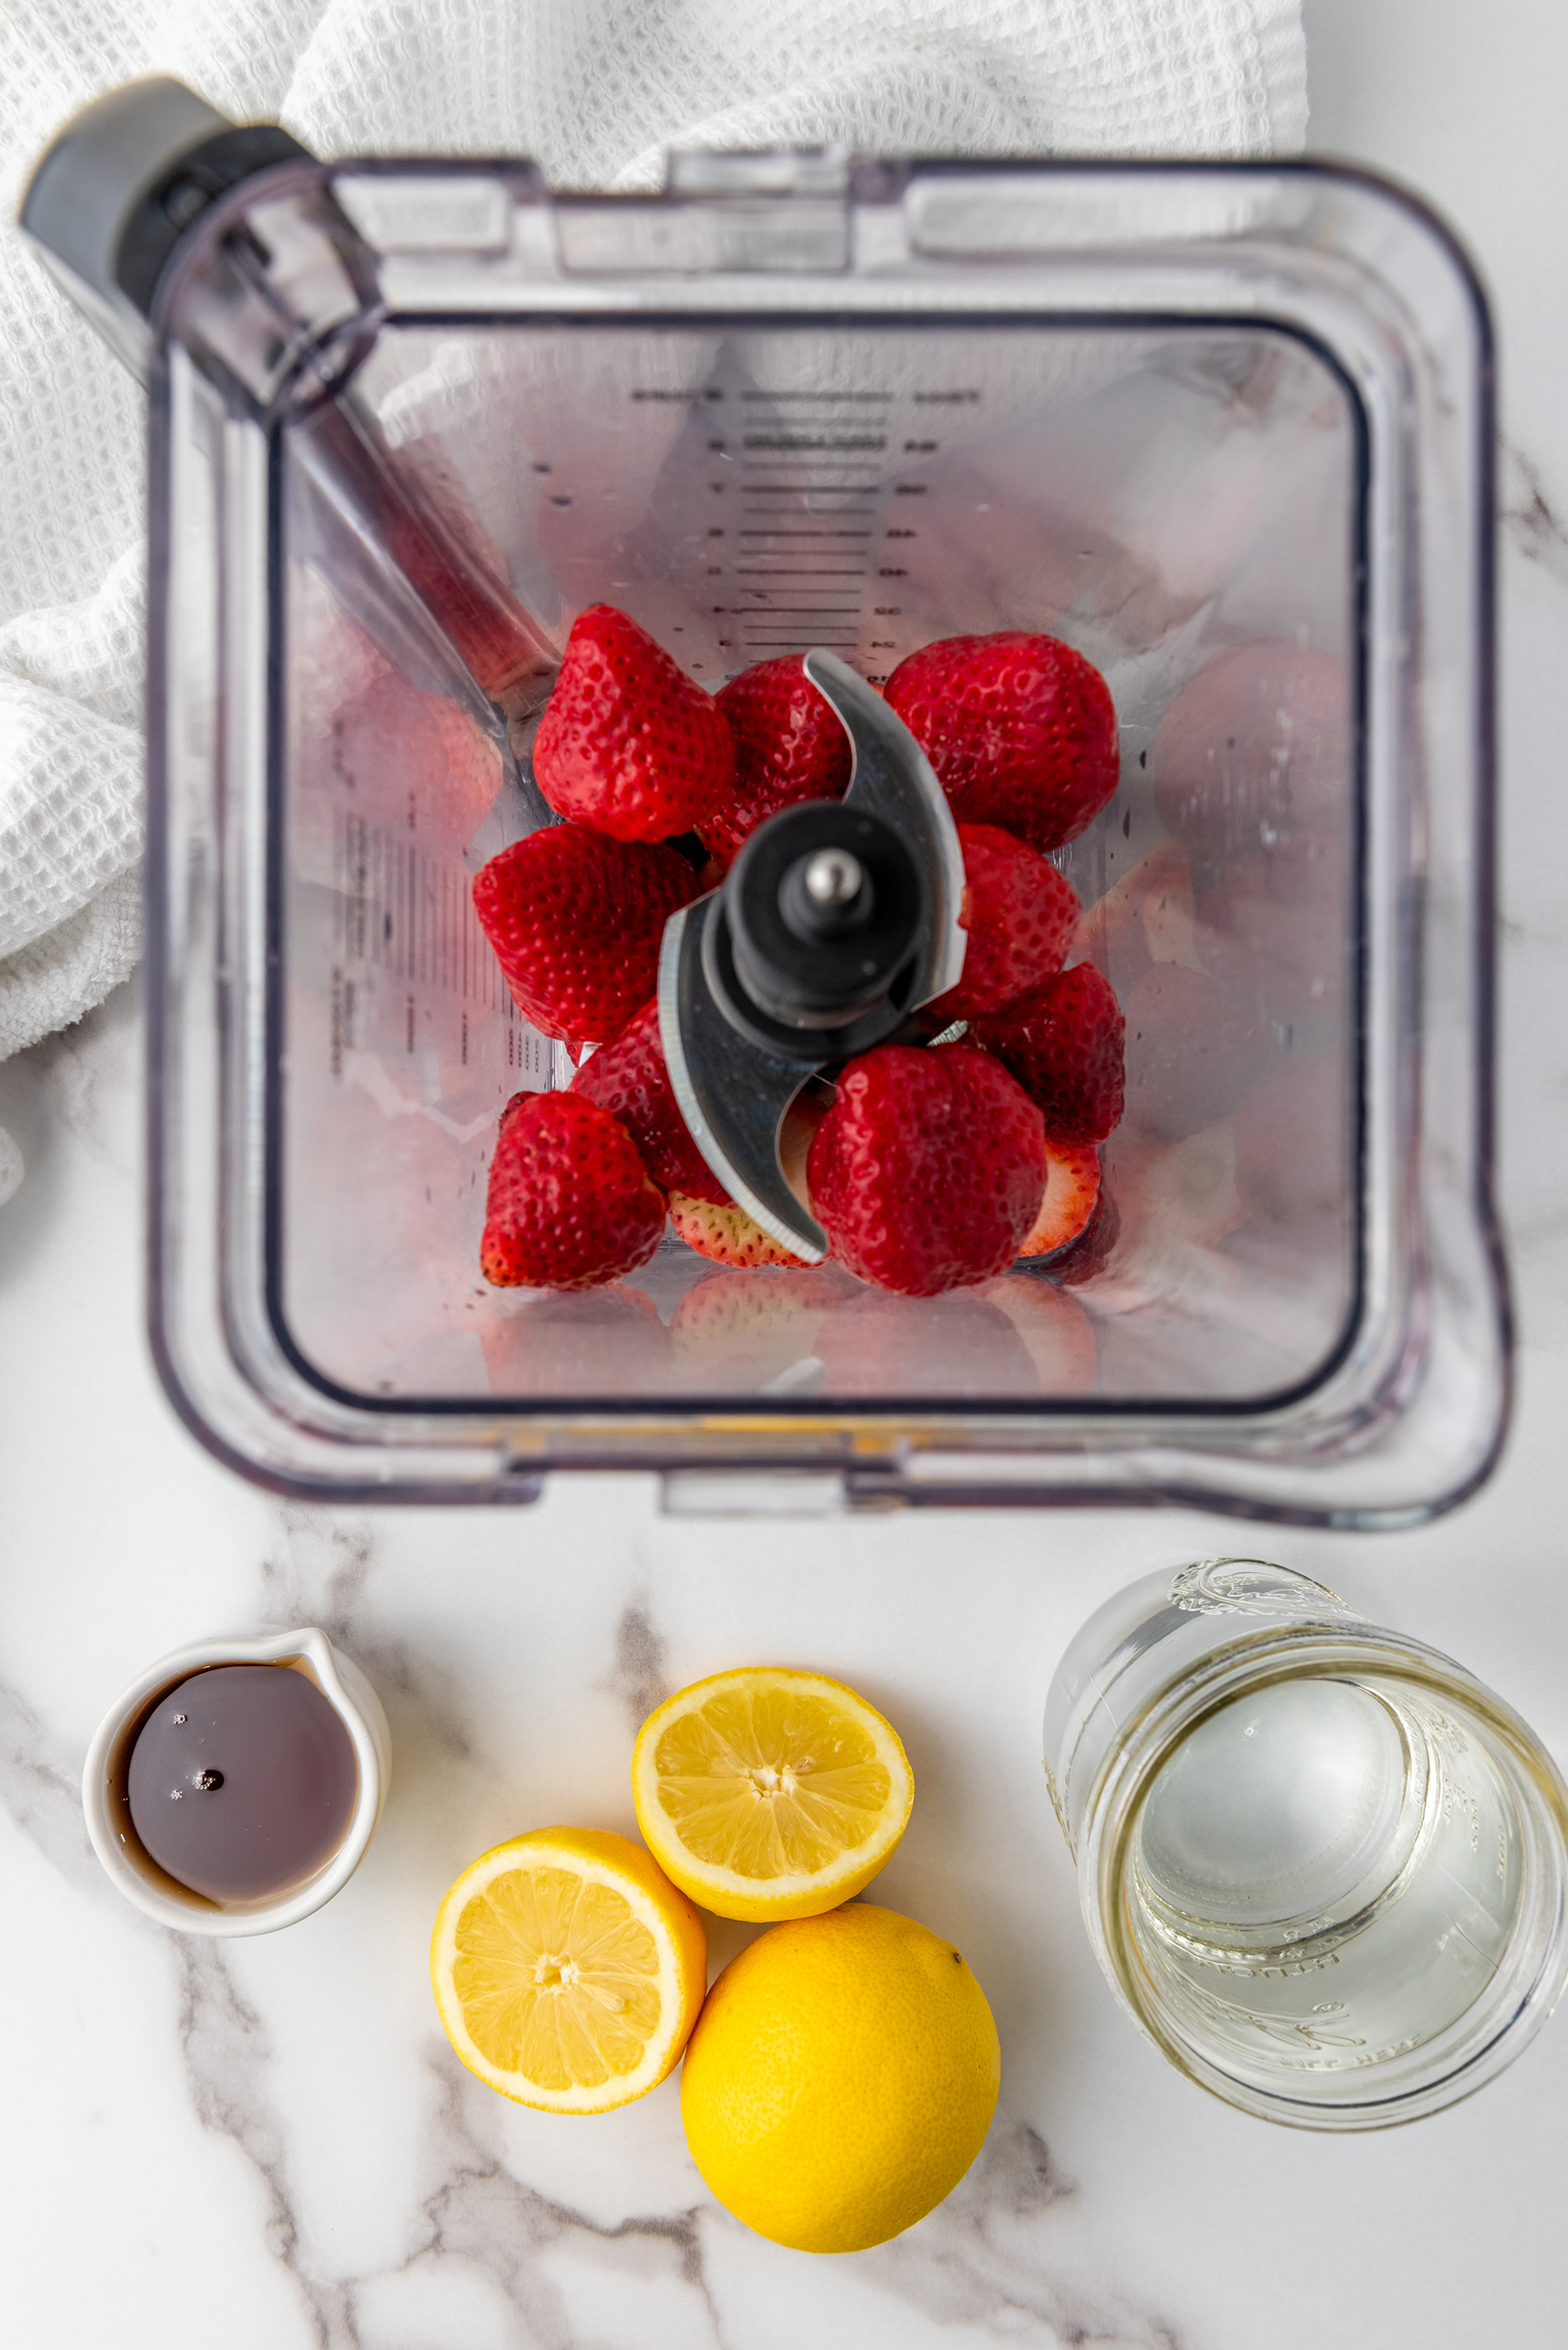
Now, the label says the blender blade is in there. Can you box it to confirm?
[659,652,965,1259]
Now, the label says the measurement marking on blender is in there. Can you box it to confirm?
[721,385,897,668]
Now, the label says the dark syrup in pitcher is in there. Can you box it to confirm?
[127,1664,358,1903]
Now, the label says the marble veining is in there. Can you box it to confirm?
[10,961,1568,2349]
[0,1669,101,1895]
[0,1568,1190,2350]
[10,15,1568,2340]
[1502,440,1568,594]
[605,1597,674,1735]
[173,1941,339,2332]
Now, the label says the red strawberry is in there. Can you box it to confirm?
[667,1192,809,1269]
[973,963,1125,1144]
[700,656,853,856]
[472,823,699,1046]
[926,822,1081,1025]
[533,604,735,842]
[884,631,1118,853]
[806,1043,1047,1297]
[571,999,729,1205]
[1017,1141,1101,1259]
[480,1091,666,1290]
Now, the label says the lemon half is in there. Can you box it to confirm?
[430,1826,706,2112]
[632,1667,914,1921]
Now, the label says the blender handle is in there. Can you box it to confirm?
[20,77,560,715]
[20,77,312,384]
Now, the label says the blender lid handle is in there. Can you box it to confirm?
[19,75,311,379]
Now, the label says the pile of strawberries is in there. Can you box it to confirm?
[472,605,1126,1300]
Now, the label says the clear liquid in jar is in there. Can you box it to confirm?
[1129,1675,1523,2077]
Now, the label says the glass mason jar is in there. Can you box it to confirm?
[1043,1560,1568,2127]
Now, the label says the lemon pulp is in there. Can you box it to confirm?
[454,1863,661,2088]
[431,1827,706,2112]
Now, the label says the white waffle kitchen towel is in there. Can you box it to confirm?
[0,0,1307,1062]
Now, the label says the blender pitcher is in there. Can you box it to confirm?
[19,81,1506,1518]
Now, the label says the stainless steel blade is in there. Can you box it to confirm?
[803,648,968,1007]
[659,896,828,1263]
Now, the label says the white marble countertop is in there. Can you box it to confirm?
[6,3,1568,2341]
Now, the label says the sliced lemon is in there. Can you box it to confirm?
[631,1668,914,1922]
[430,1826,707,2113]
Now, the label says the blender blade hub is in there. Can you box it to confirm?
[659,649,966,1260]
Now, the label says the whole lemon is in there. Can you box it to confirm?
[680,1902,1000,2253]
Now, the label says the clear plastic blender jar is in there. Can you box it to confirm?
[22,91,1506,1516]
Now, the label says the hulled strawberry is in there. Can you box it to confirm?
[570,998,729,1205]
[926,822,1081,1025]
[806,1043,1047,1296]
[973,962,1125,1145]
[884,630,1119,853]
[700,656,853,856]
[667,1192,810,1268]
[480,1091,667,1290]
[1017,1141,1101,1259]
[472,823,699,1046]
[533,604,735,841]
